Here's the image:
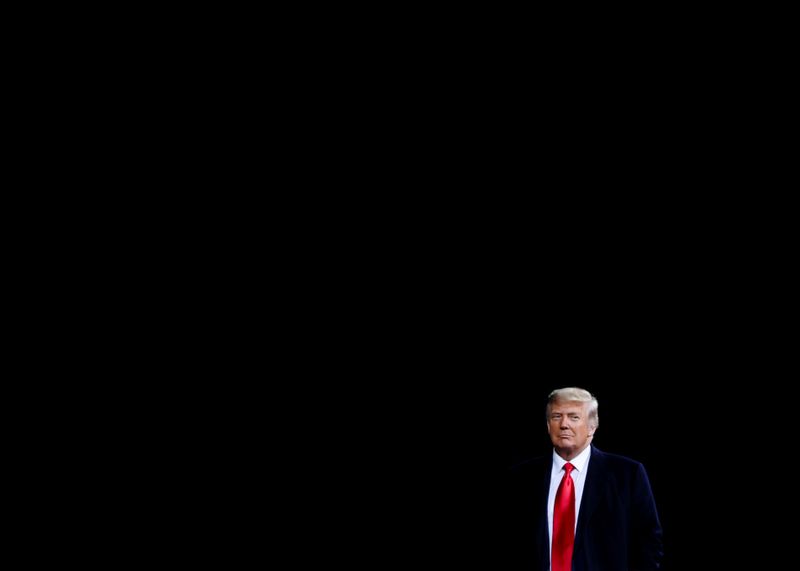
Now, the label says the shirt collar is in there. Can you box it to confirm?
[552,444,592,473]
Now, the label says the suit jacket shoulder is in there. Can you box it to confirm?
[590,446,645,469]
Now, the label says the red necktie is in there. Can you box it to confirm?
[552,462,575,571]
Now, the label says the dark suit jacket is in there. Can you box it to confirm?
[507,445,663,571]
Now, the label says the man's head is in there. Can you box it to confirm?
[546,387,599,461]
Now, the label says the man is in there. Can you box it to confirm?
[507,387,663,570]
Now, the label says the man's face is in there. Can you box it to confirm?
[547,400,594,460]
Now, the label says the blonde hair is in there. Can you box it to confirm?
[546,387,599,429]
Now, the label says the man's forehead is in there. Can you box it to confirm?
[550,401,586,412]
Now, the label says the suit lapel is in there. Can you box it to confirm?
[574,446,604,556]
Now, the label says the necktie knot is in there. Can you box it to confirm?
[564,462,574,477]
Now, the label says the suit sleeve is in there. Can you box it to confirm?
[631,463,664,570]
